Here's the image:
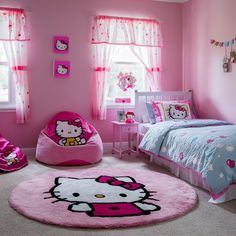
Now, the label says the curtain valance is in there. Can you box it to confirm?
[0,8,30,41]
[91,15,162,47]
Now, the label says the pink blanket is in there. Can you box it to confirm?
[0,135,27,172]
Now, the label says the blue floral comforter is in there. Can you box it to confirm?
[139,119,236,197]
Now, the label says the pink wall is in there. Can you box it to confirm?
[183,0,236,123]
[0,0,183,148]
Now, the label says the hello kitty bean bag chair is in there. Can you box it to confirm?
[0,134,27,172]
[35,111,103,166]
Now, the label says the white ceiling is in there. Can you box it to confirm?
[153,0,189,3]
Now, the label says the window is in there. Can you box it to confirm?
[0,42,15,109]
[91,15,162,120]
[107,45,145,107]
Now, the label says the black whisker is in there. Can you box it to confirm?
[44,196,54,199]
[43,191,59,194]
[148,191,157,193]
[51,198,67,203]
[148,198,159,201]
[139,191,146,193]
[51,199,61,203]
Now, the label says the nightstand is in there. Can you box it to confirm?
[111,121,139,158]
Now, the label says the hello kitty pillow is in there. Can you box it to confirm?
[151,101,193,122]
[44,111,95,146]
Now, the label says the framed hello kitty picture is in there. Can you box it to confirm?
[54,61,70,79]
[53,36,69,53]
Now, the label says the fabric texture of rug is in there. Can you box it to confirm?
[9,168,197,228]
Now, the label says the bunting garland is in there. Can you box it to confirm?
[210,36,236,47]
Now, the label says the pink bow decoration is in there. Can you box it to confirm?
[175,105,186,112]
[68,119,81,127]
[96,176,143,191]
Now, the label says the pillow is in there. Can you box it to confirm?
[151,101,193,122]
[146,103,156,124]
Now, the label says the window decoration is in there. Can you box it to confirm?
[53,36,69,53]
[91,15,162,120]
[117,72,136,92]
[0,7,30,123]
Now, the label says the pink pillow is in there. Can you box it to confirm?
[151,101,193,122]
[44,111,95,146]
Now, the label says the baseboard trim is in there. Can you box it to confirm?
[22,142,129,156]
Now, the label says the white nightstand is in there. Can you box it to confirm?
[111,121,139,158]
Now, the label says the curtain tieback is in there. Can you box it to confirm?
[12,65,27,71]
[95,67,110,72]
[146,67,160,72]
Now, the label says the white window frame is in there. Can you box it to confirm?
[0,44,16,111]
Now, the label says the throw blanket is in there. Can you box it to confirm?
[139,119,236,198]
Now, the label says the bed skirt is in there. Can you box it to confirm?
[149,154,236,204]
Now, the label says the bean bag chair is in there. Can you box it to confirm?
[0,134,27,172]
[35,111,103,166]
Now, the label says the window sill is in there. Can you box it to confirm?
[106,104,135,109]
[0,107,16,112]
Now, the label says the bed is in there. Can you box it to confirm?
[135,90,236,203]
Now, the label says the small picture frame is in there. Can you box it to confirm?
[54,61,70,79]
[117,110,125,122]
[53,36,69,53]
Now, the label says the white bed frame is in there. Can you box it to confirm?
[135,90,193,123]
[134,90,236,203]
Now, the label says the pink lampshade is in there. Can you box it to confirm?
[115,98,131,103]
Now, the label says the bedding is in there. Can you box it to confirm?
[139,119,236,200]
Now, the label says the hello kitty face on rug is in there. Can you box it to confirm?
[44,176,160,217]
[57,65,68,75]
[55,119,86,146]
[56,40,68,51]
[4,152,19,165]
[168,105,187,119]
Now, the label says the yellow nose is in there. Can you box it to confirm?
[95,194,105,198]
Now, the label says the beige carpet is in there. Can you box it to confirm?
[1,154,236,236]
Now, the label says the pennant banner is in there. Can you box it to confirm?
[210,37,236,47]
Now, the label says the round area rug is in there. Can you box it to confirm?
[9,168,197,228]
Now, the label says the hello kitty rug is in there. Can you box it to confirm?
[9,168,197,228]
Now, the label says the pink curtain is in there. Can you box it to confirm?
[91,15,162,120]
[0,8,30,124]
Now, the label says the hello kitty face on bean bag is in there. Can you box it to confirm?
[56,40,68,51]
[44,175,160,217]
[44,111,95,146]
[168,105,188,119]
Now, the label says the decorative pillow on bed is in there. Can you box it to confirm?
[151,101,193,122]
[44,111,95,146]
[146,103,157,124]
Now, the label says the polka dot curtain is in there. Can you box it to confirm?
[0,8,30,124]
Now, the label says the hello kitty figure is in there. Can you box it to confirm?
[57,65,68,75]
[55,40,68,51]
[55,119,86,146]
[53,36,69,53]
[4,153,19,165]
[45,175,160,217]
[54,61,70,78]
[168,105,187,119]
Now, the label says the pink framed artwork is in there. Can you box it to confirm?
[54,61,70,79]
[53,36,69,53]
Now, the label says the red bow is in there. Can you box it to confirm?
[96,176,143,191]
[68,119,80,127]
[175,105,185,112]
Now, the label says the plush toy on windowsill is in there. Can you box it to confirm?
[125,111,135,123]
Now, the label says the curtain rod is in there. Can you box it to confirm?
[0,7,32,13]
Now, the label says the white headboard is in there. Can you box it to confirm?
[135,90,193,123]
